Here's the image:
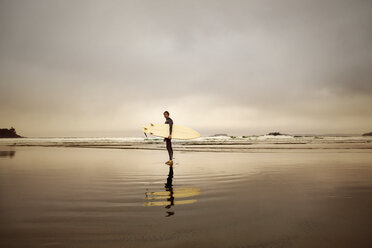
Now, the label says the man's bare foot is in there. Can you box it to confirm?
[165,160,173,165]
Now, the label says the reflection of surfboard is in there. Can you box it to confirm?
[145,187,201,200]
[144,199,196,206]
[142,123,200,140]
[144,187,201,207]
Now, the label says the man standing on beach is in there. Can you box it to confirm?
[163,111,173,165]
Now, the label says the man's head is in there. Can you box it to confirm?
[163,111,169,118]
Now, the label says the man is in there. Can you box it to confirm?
[163,111,173,165]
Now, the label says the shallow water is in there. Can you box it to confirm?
[1,146,372,247]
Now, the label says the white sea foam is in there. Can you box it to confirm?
[0,135,370,147]
[256,135,294,140]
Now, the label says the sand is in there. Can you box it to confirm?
[0,146,372,247]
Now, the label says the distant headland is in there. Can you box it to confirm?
[362,132,372,136]
[0,127,23,138]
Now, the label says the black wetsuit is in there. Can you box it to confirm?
[164,117,173,160]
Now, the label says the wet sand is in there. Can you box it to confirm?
[1,146,372,247]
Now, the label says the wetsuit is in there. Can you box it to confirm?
[164,117,173,160]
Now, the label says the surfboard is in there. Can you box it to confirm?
[142,123,200,140]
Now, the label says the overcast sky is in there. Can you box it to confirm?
[1,0,371,137]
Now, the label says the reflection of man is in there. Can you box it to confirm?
[164,165,174,217]
[163,111,173,165]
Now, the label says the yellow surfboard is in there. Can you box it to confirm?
[142,123,200,140]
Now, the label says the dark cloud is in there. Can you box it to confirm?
[0,0,371,136]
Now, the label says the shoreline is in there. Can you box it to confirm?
[1,136,372,153]
[1,142,372,153]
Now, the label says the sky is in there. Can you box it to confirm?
[0,0,371,137]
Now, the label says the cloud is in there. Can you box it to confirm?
[0,0,371,136]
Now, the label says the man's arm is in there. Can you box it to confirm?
[169,119,173,135]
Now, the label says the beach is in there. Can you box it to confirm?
[1,140,372,248]
[2,0,372,246]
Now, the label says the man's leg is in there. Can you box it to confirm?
[168,139,173,160]
[166,138,173,161]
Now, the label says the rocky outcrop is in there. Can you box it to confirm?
[267,132,285,136]
[0,127,23,138]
